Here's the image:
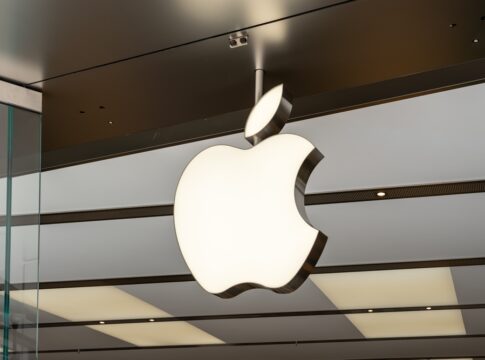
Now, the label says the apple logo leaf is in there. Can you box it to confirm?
[244,84,292,145]
[174,84,327,298]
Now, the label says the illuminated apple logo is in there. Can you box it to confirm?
[174,84,327,298]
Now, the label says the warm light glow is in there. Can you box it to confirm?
[10,286,170,321]
[89,322,224,347]
[175,133,319,295]
[312,267,466,338]
[311,267,459,309]
[12,286,224,346]
[347,310,465,338]
[376,191,386,197]
[244,84,284,139]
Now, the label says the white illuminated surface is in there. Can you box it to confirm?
[311,267,459,309]
[244,84,283,139]
[12,286,223,346]
[311,267,466,338]
[10,286,170,321]
[174,134,319,295]
[347,310,466,338]
[89,322,224,347]
[175,83,321,296]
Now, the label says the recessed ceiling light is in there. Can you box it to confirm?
[367,309,374,313]
[228,31,249,48]
[473,38,479,43]
[426,306,432,310]
[89,322,224,347]
[376,191,386,197]
[148,318,155,322]
[108,121,113,125]
[10,286,170,321]
[99,321,105,325]
[449,23,457,28]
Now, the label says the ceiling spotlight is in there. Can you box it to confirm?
[449,23,456,28]
[148,318,155,322]
[426,306,432,310]
[99,321,106,324]
[229,31,249,48]
[368,309,374,313]
[376,191,386,197]
[108,121,113,125]
[473,38,479,43]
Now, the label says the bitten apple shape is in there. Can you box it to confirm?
[174,84,327,298]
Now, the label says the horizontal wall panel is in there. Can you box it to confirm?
[37,217,188,283]
[118,280,336,317]
[24,308,485,353]
[190,315,363,343]
[17,337,485,360]
[13,265,485,323]
[36,193,485,283]
[453,265,485,305]
[34,315,362,351]
[40,83,485,213]
[40,134,248,213]
[37,326,130,351]
[312,193,485,266]
[119,264,485,317]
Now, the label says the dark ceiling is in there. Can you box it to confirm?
[1,0,485,151]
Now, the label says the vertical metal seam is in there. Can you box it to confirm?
[34,113,42,359]
[3,105,14,359]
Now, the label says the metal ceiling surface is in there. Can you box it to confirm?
[0,0,333,83]
[15,0,485,151]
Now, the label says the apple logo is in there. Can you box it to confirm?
[174,84,327,298]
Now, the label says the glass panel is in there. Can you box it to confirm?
[1,105,41,359]
[22,83,485,359]
[0,102,9,358]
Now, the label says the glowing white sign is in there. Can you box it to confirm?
[174,84,326,298]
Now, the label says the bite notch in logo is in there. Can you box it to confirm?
[174,84,327,298]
